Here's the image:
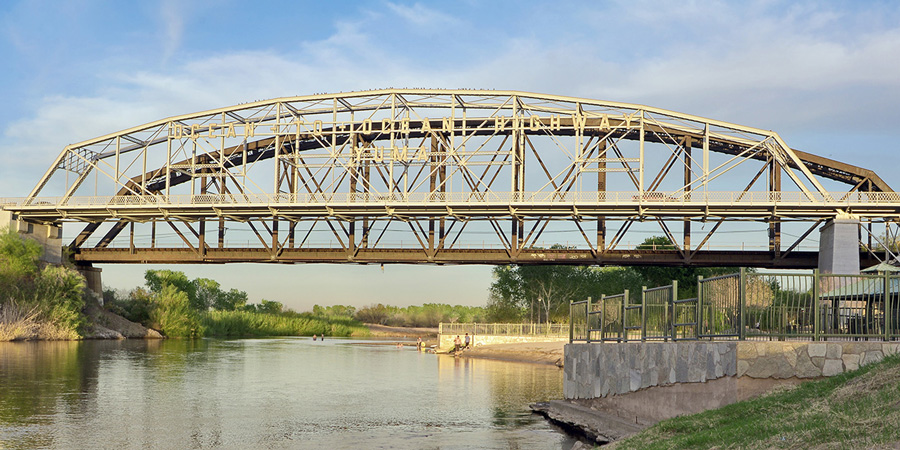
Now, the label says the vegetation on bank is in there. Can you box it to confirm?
[0,228,87,340]
[105,270,370,338]
[616,353,900,449]
[203,310,367,337]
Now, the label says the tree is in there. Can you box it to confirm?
[216,288,248,311]
[144,270,199,309]
[193,278,221,311]
[257,299,284,315]
[632,236,739,298]
[487,263,601,324]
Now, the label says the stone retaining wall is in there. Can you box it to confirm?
[565,341,900,400]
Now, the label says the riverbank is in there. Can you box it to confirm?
[0,296,162,341]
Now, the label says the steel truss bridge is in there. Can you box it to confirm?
[3,89,899,268]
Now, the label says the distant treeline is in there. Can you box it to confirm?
[312,303,487,328]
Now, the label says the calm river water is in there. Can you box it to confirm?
[0,338,577,449]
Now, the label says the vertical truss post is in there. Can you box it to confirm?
[511,98,524,256]
[683,137,692,255]
[165,130,173,198]
[151,221,157,249]
[428,134,438,254]
[638,110,645,193]
[769,157,782,255]
[439,134,447,249]
[349,132,359,255]
[702,123,710,194]
[361,143,371,249]
[598,139,607,253]
[199,175,207,256]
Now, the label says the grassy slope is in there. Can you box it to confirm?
[616,354,900,450]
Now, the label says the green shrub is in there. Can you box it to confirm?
[150,284,205,338]
[33,265,87,335]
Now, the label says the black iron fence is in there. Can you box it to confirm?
[571,268,900,343]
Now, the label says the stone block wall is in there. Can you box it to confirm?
[737,342,900,379]
[565,342,737,399]
[565,340,900,400]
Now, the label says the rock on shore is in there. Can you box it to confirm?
[84,296,162,339]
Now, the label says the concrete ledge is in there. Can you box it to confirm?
[438,334,567,350]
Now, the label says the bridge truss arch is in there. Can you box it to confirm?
[6,89,900,267]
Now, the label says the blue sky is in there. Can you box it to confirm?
[2,1,899,311]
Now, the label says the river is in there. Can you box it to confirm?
[0,338,578,449]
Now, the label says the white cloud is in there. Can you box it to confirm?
[385,2,460,30]
[159,0,185,63]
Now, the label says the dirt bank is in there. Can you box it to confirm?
[454,341,566,366]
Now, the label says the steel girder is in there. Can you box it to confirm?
[3,89,897,267]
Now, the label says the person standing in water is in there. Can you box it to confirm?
[313,334,317,341]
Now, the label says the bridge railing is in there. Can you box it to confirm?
[571,269,900,343]
[6,190,900,208]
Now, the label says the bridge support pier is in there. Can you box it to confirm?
[818,217,860,274]
[0,210,63,265]
[76,265,103,299]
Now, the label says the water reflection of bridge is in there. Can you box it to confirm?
[3,90,898,270]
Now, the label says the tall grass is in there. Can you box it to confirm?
[0,300,81,340]
[202,310,370,337]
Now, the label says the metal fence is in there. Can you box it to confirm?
[571,268,900,343]
[440,322,570,338]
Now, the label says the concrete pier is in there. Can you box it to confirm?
[818,217,861,275]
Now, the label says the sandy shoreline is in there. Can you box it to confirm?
[451,341,566,366]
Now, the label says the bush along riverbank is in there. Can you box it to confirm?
[104,269,371,339]
[615,353,900,449]
[0,229,88,341]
